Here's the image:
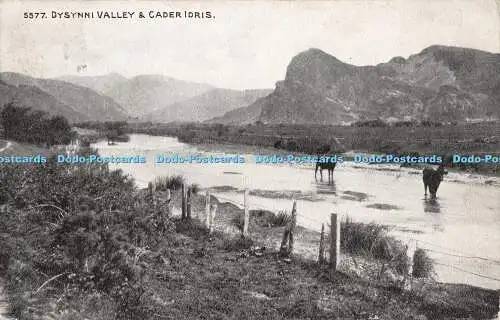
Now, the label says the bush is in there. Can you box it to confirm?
[188,183,200,195]
[154,175,185,191]
[412,248,435,278]
[0,152,174,318]
[1,102,76,146]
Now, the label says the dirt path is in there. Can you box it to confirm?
[0,141,12,153]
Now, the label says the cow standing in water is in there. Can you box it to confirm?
[315,161,336,184]
[423,164,447,199]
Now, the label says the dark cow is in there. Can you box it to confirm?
[315,160,336,184]
[423,164,447,199]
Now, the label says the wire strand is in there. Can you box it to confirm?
[433,262,500,282]
[424,248,500,265]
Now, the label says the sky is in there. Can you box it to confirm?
[1,0,499,90]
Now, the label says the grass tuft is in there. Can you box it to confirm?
[231,209,292,231]
[154,175,185,191]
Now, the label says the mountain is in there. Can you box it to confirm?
[56,74,214,118]
[149,88,272,122]
[215,45,500,125]
[57,73,129,96]
[0,72,129,122]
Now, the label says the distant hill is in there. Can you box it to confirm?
[0,79,89,123]
[204,97,266,125]
[213,45,500,125]
[57,74,214,118]
[57,73,129,96]
[0,72,129,122]
[149,88,272,122]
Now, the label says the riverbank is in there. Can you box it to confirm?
[153,187,499,319]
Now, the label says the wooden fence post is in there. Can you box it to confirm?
[243,188,250,238]
[329,213,340,271]
[405,239,417,290]
[209,203,217,234]
[288,201,297,254]
[186,188,192,220]
[147,181,154,198]
[165,189,171,218]
[181,184,186,220]
[279,229,290,255]
[205,191,211,228]
[318,223,325,264]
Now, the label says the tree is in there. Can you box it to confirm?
[0,102,75,146]
[104,121,128,144]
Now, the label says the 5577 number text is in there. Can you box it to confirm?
[24,12,47,19]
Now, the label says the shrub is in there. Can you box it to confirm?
[285,140,298,151]
[412,248,435,278]
[154,175,185,191]
[188,183,200,195]
[0,151,175,318]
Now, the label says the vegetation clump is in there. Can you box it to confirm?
[341,217,410,275]
[412,248,435,278]
[1,102,76,146]
[0,148,174,319]
[154,175,185,191]
[231,209,292,231]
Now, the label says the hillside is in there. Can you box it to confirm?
[57,74,214,118]
[149,88,272,122]
[214,45,500,125]
[0,72,129,122]
[0,80,89,123]
[205,99,266,125]
[57,73,129,96]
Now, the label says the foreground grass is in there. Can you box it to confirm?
[1,162,498,319]
[159,191,499,320]
[144,217,499,320]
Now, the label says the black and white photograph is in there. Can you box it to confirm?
[0,0,499,319]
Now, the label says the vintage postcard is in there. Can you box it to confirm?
[0,0,499,319]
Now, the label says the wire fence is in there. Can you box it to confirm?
[211,191,500,285]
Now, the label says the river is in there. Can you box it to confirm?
[92,134,500,290]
